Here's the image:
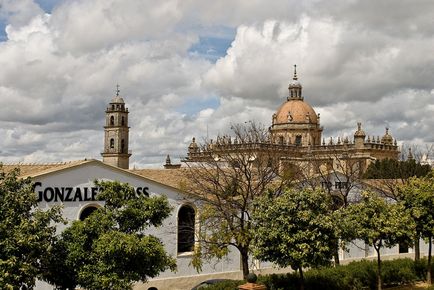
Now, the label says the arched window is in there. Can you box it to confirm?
[121,139,125,153]
[178,205,195,253]
[110,138,114,148]
[295,135,302,145]
[110,116,114,126]
[79,206,98,221]
[121,116,125,126]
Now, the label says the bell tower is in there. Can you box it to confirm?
[101,85,131,169]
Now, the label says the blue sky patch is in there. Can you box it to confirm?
[35,0,60,12]
[178,95,220,116]
[189,35,234,62]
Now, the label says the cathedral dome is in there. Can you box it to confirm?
[274,99,318,124]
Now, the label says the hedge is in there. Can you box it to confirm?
[204,258,433,290]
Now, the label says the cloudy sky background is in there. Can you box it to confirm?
[0,0,433,167]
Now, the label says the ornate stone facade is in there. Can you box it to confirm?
[185,66,400,174]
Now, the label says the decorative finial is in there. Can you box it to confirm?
[408,147,414,160]
[116,84,120,96]
[385,127,389,134]
[357,122,362,130]
[293,64,298,80]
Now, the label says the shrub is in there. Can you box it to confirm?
[382,258,417,286]
[204,258,424,290]
[343,259,377,290]
[258,273,299,290]
[203,279,243,290]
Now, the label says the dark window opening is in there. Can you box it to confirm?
[335,181,348,189]
[295,136,302,145]
[279,136,284,144]
[178,205,195,253]
[121,139,125,153]
[121,116,125,126]
[321,181,332,190]
[111,104,115,110]
[110,116,114,126]
[79,206,98,221]
[110,138,114,148]
[399,242,409,253]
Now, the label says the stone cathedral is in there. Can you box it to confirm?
[184,66,400,174]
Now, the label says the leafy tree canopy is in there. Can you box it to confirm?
[0,167,63,289]
[364,158,431,179]
[42,180,176,290]
[339,191,415,290]
[397,174,434,284]
[252,188,338,290]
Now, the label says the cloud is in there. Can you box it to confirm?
[1,0,433,167]
[0,0,44,27]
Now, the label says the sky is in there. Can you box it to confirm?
[0,0,433,168]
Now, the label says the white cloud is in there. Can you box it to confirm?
[1,0,433,167]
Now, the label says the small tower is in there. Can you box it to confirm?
[354,122,366,149]
[101,85,131,169]
[288,64,303,100]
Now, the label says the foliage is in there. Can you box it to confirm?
[183,122,292,278]
[205,259,421,290]
[364,158,431,180]
[398,175,434,284]
[252,188,338,289]
[339,192,415,290]
[0,167,64,290]
[41,180,176,290]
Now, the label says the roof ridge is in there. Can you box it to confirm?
[1,159,92,166]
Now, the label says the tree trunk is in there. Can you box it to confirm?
[415,234,421,261]
[333,239,340,266]
[240,247,249,280]
[427,235,432,285]
[299,267,305,290]
[375,245,382,290]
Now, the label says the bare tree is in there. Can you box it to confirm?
[182,122,292,279]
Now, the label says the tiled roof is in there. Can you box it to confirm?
[1,159,191,191]
[1,159,92,178]
[131,168,189,191]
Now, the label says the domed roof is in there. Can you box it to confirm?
[111,84,125,103]
[381,128,393,144]
[111,96,125,103]
[275,99,318,124]
[354,122,366,137]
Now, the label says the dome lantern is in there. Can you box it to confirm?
[288,64,303,100]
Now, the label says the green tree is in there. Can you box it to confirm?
[41,180,176,290]
[363,157,431,260]
[398,174,434,284]
[0,167,63,289]
[340,192,415,290]
[252,188,338,290]
[364,158,431,180]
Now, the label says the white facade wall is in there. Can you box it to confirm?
[33,161,240,290]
